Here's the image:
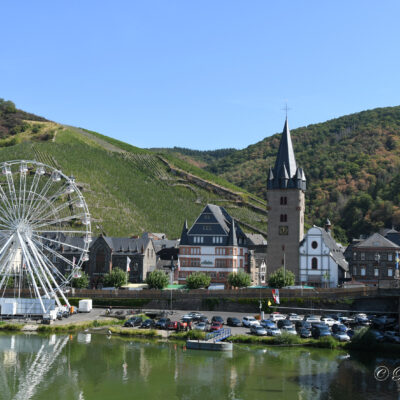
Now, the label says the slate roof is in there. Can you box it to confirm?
[246,233,267,246]
[353,232,400,249]
[181,204,247,246]
[267,118,306,191]
[152,239,179,253]
[94,236,152,254]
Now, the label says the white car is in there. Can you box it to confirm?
[281,326,297,335]
[287,313,302,322]
[320,317,336,327]
[270,313,286,322]
[304,315,320,324]
[242,316,259,327]
[267,327,282,336]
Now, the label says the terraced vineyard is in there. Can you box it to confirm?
[0,121,267,238]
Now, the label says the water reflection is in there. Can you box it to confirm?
[0,334,398,400]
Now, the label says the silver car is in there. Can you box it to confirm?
[267,327,282,336]
[250,325,267,336]
[333,332,350,342]
[194,322,207,331]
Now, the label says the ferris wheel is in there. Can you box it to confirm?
[0,160,91,314]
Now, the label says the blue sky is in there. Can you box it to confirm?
[1,1,399,150]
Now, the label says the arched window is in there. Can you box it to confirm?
[311,257,318,270]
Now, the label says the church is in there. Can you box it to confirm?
[266,118,348,286]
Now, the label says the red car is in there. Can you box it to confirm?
[209,322,223,332]
[167,321,180,330]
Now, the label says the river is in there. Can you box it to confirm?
[0,333,398,400]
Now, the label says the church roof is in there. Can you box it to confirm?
[273,118,297,179]
[353,232,400,249]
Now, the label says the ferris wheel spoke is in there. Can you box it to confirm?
[23,167,44,219]
[31,213,87,230]
[17,169,26,220]
[0,185,16,222]
[4,170,18,218]
[33,198,83,225]
[28,183,69,223]
[32,233,88,253]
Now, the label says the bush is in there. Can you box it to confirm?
[146,270,169,289]
[268,267,295,288]
[273,332,301,345]
[71,271,89,289]
[314,336,340,349]
[103,267,127,288]
[228,271,251,288]
[186,272,211,289]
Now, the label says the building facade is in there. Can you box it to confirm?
[345,232,400,286]
[299,222,348,287]
[178,204,248,285]
[266,118,306,282]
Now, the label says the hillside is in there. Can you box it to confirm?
[156,106,400,243]
[0,100,267,238]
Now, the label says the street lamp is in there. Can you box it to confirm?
[375,253,380,288]
[168,257,177,313]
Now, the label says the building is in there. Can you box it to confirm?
[245,233,267,253]
[86,235,157,287]
[248,250,267,286]
[345,232,400,286]
[266,118,306,282]
[178,204,248,285]
[299,220,349,287]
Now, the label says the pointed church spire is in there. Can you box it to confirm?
[227,218,238,246]
[273,117,297,180]
[180,219,189,245]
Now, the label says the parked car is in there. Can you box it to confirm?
[278,319,294,329]
[281,326,297,335]
[242,316,259,327]
[295,321,312,331]
[155,318,171,329]
[188,312,203,320]
[304,315,321,324]
[320,317,336,327]
[227,317,241,327]
[194,322,207,331]
[311,324,331,339]
[266,327,282,336]
[354,313,370,325]
[167,321,181,330]
[287,313,302,322]
[260,319,277,329]
[384,331,400,344]
[333,332,350,342]
[198,315,210,324]
[369,329,385,343]
[270,313,286,322]
[300,328,312,338]
[250,325,267,336]
[140,319,156,329]
[209,322,223,332]
[124,316,143,327]
[211,316,224,325]
[372,315,396,330]
[338,316,355,326]
[332,324,348,334]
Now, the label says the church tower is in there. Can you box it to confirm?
[266,118,306,282]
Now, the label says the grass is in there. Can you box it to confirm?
[109,327,162,338]
[0,322,24,331]
[36,318,120,333]
[170,330,206,340]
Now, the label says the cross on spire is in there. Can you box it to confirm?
[282,102,291,118]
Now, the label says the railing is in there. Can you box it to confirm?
[205,328,231,342]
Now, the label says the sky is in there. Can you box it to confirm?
[1,1,400,150]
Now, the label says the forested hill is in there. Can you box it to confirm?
[155,106,400,243]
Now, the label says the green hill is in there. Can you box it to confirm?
[0,99,267,238]
[155,106,400,243]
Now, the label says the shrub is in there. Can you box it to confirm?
[268,267,295,288]
[146,270,169,289]
[273,332,301,345]
[71,271,89,289]
[228,271,251,288]
[186,272,211,289]
[103,267,128,288]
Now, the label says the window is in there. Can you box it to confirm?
[204,214,210,220]
[240,248,243,256]
[374,268,379,277]
[280,196,287,205]
[360,253,365,261]
[361,267,366,276]
[203,225,211,231]
[311,257,318,270]
[353,266,357,275]
[240,259,243,268]
[212,236,223,244]
[280,214,287,222]
[353,252,357,260]
[388,268,393,277]
[312,241,318,249]
[388,253,393,261]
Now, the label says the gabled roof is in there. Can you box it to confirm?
[94,236,153,254]
[246,233,267,245]
[354,232,400,249]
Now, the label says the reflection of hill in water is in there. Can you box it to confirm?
[0,334,396,400]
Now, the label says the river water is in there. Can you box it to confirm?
[0,333,398,400]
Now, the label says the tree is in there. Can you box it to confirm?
[227,271,251,288]
[71,271,89,289]
[103,267,127,289]
[268,267,295,288]
[146,270,169,289]
[186,272,211,289]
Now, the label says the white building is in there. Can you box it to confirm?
[299,221,348,287]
